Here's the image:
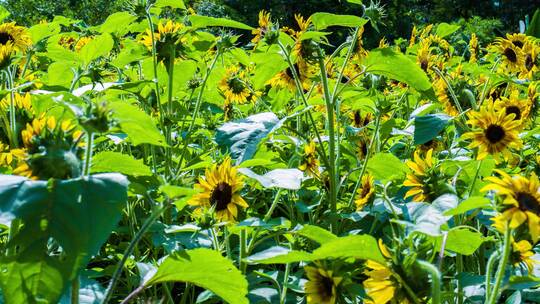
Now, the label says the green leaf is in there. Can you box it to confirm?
[405,194,458,236]
[159,185,200,199]
[188,15,253,30]
[443,196,491,216]
[293,224,337,244]
[238,168,304,190]
[312,235,385,263]
[109,101,167,147]
[246,235,385,264]
[347,0,363,4]
[310,13,367,30]
[0,5,9,22]
[414,114,451,145]
[29,22,61,43]
[367,152,407,182]
[526,9,540,38]
[91,151,152,176]
[0,174,127,303]
[146,248,248,304]
[363,48,432,93]
[435,23,460,38]
[154,0,186,9]
[78,34,114,65]
[100,12,137,35]
[436,228,488,256]
[216,112,285,164]
[47,62,76,88]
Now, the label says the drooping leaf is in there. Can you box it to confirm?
[293,224,338,244]
[310,13,367,30]
[245,247,313,265]
[238,168,304,190]
[109,101,167,147]
[154,0,186,9]
[78,34,114,65]
[189,15,253,30]
[91,151,152,177]
[414,114,451,145]
[443,196,491,216]
[405,194,458,236]
[436,228,489,256]
[146,248,249,304]
[0,174,128,303]
[363,48,432,93]
[435,23,460,38]
[216,112,285,164]
[367,152,408,182]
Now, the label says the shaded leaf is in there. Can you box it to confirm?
[414,114,451,145]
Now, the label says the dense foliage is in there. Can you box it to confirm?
[0,0,539,303]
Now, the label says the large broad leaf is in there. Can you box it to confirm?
[146,248,248,304]
[0,174,128,303]
[99,12,137,35]
[155,0,186,9]
[413,114,451,145]
[435,228,490,256]
[188,15,253,30]
[404,194,458,236]
[292,224,337,244]
[367,152,408,182]
[527,9,540,38]
[91,151,152,177]
[246,234,385,264]
[216,112,285,164]
[363,48,432,93]
[109,101,167,147]
[443,196,491,216]
[238,168,304,190]
[78,33,114,65]
[435,23,460,38]
[310,13,367,30]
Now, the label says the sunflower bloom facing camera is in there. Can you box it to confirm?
[189,157,248,223]
[494,89,532,127]
[403,149,435,202]
[511,239,536,271]
[462,103,522,161]
[483,170,540,242]
[304,265,343,304]
[355,174,375,210]
[0,22,31,52]
[493,38,524,74]
[219,66,257,105]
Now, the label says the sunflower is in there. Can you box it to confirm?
[0,22,32,52]
[268,62,311,92]
[506,33,528,49]
[304,265,343,304]
[520,41,539,79]
[251,10,271,44]
[350,109,373,129]
[363,260,397,304]
[511,239,536,271]
[0,92,32,112]
[409,25,418,47]
[417,43,434,73]
[189,157,248,222]
[462,103,522,160]
[299,141,319,177]
[219,66,255,105]
[483,170,540,242]
[140,20,184,63]
[469,33,479,63]
[0,142,25,168]
[434,77,459,116]
[352,26,368,61]
[75,36,93,52]
[493,38,525,74]
[403,149,435,202]
[355,174,375,210]
[494,89,532,126]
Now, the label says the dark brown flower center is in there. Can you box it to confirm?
[503,47,517,63]
[506,106,521,120]
[512,40,524,48]
[361,183,371,198]
[316,275,334,301]
[0,32,14,45]
[485,124,505,143]
[516,192,540,214]
[227,77,245,94]
[525,54,533,71]
[420,59,428,71]
[210,182,233,211]
[354,111,361,126]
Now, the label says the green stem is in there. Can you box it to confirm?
[6,67,18,147]
[102,203,172,304]
[164,47,176,179]
[486,227,512,304]
[317,47,336,214]
[280,263,291,304]
[468,159,483,197]
[71,277,80,304]
[239,228,247,274]
[485,249,500,301]
[173,50,221,179]
[263,190,282,222]
[417,260,442,304]
[83,132,94,176]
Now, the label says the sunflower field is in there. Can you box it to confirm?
[0,0,539,303]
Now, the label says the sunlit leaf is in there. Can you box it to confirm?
[91,151,152,176]
[310,13,367,30]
